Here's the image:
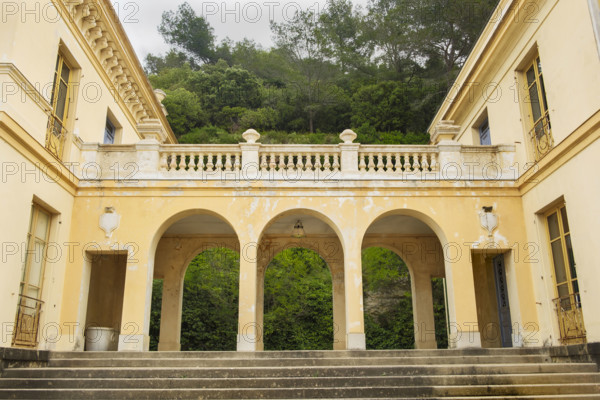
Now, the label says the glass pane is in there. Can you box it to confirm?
[547,212,560,240]
[23,286,40,304]
[61,62,70,83]
[536,57,542,73]
[558,285,571,310]
[565,234,577,279]
[56,82,68,120]
[572,280,580,296]
[560,207,570,233]
[34,210,50,240]
[529,85,542,121]
[526,66,536,86]
[27,240,45,287]
[551,239,567,284]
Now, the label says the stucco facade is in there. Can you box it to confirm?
[0,0,598,352]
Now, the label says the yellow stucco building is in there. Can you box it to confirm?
[0,0,599,354]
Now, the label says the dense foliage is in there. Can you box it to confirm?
[147,0,499,143]
[150,247,447,351]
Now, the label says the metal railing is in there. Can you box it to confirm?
[12,294,44,348]
[46,114,67,159]
[553,293,586,345]
[529,113,553,161]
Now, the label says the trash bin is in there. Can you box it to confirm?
[85,327,118,351]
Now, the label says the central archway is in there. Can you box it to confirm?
[256,209,346,350]
[263,247,333,350]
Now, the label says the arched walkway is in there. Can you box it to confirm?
[255,210,346,350]
[152,212,240,351]
[362,212,446,349]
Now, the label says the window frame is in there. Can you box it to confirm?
[104,118,116,144]
[522,54,554,161]
[543,203,586,344]
[46,53,73,159]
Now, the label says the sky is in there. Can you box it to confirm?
[118,0,370,63]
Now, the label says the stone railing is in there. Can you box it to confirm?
[75,129,518,183]
[159,145,242,173]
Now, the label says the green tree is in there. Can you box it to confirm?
[264,248,333,350]
[160,88,207,138]
[180,248,240,351]
[158,2,216,65]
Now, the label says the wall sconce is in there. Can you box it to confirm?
[292,220,306,238]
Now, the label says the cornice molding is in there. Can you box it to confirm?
[53,0,176,143]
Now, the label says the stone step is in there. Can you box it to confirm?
[47,348,550,359]
[0,373,599,389]
[4,363,596,379]
[44,354,551,368]
[0,384,598,399]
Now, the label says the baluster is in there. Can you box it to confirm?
[278,153,286,170]
[430,153,438,171]
[160,153,168,171]
[206,153,214,171]
[412,153,420,171]
[359,154,367,171]
[304,153,313,171]
[215,153,224,172]
[197,153,205,172]
[376,153,384,172]
[225,153,233,171]
[332,154,340,171]
[287,153,295,170]
[234,153,241,172]
[402,153,410,171]
[323,153,331,171]
[296,154,304,171]
[314,153,322,170]
[269,153,277,171]
[421,153,429,171]
[385,154,393,173]
[394,153,401,173]
[260,154,268,173]
[176,153,185,171]
[368,153,375,171]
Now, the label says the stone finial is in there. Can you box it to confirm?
[340,129,357,144]
[431,120,460,144]
[242,129,261,144]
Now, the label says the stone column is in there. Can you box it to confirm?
[255,261,268,351]
[237,241,259,351]
[332,270,347,350]
[411,269,437,349]
[157,269,184,351]
[344,245,366,350]
[445,255,481,348]
[118,246,152,351]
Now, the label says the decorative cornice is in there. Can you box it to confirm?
[54,0,176,143]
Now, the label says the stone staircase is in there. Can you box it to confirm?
[1,348,599,399]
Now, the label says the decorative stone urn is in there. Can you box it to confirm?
[340,129,357,144]
[242,129,261,144]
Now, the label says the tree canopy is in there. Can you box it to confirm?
[146,0,499,142]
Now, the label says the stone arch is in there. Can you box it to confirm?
[151,209,241,351]
[255,208,346,350]
[361,210,447,350]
